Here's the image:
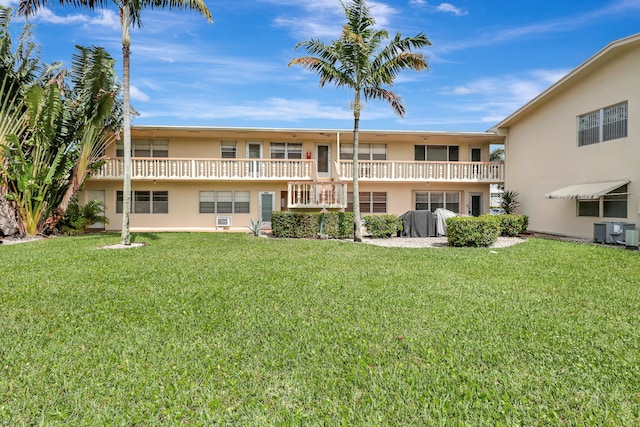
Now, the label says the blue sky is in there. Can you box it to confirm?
[2,0,639,132]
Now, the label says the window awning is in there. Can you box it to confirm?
[544,180,630,200]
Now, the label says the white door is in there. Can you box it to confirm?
[316,144,331,178]
[247,142,262,177]
[87,190,106,229]
[259,191,276,226]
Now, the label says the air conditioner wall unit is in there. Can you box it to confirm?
[216,216,231,228]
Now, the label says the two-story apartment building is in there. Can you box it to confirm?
[81,126,505,232]
[495,33,639,240]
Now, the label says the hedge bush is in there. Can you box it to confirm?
[363,214,402,238]
[271,211,354,239]
[496,214,529,237]
[446,215,500,247]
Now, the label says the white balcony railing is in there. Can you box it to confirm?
[95,158,316,181]
[288,182,348,209]
[338,160,504,182]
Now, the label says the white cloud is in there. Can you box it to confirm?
[0,0,18,7]
[30,8,120,31]
[269,0,397,39]
[438,69,570,125]
[435,3,467,16]
[138,98,352,122]
[130,85,150,102]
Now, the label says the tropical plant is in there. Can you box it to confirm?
[19,0,212,245]
[57,197,108,235]
[289,0,430,242]
[490,147,504,162]
[501,190,521,215]
[0,84,71,236]
[1,10,123,236]
[247,217,263,237]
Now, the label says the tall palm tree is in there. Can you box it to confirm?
[289,0,430,241]
[18,0,212,245]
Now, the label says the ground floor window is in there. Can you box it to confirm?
[577,184,628,218]
[116,191,168,214]
[199,191,250,214]
[415,191,460,213]
[347,192,387,213]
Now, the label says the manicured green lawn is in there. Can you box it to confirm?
[1,233,639,425]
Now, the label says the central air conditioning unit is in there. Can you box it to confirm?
[593,222,636,244]
[216,216,231,228]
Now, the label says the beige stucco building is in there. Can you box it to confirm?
[81,127,505,232]
[496,33,639,240]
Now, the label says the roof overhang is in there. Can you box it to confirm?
[544,180,630,200]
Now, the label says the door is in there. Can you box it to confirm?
[259,191,276,226]
[247,142,262,177]
[471,147,482,162]
[87,190,106,230]
[316,144,331,178]
[469,194,482,217]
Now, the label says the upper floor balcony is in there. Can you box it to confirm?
[93,157,505,184]
[94,158,316,181]
[338,160,504,183]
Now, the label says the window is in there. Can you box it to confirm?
[221,141,237,159]
[270,142,302,159]
[116,191,168,214]
[578,102,628,146]
[117,139,169,157]
[415,191,460,213]
[415,145,459,161]
[577,184,628,218]
[346,192,387,213]
[577,200,599,217]
[340,144,387,160]
[199,191,250,214]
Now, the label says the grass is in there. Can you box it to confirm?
[1,233,639,425]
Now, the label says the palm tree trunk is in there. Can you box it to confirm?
[352,92,363,242]
[120,5,132,245]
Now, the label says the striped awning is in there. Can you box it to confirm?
[544,180,630,200]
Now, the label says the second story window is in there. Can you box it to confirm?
[221,141,237,159]
[415,145,459,162]
[117,139,169,158]
[340,143,386,160]
[578,101,627,147]
[270,142,302,159]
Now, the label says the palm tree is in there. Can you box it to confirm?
[18,0,212,245]
[289,0,430,241]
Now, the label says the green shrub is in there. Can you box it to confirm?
[363,214,402,238]
[322,211,354,239]
[271,211,354,239]
[497,214,529,237]
[446,216,500,247]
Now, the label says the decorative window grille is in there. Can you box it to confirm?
[578,102,627,147]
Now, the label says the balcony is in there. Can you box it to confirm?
[338,160,504,182]
[288,182,348,209]
[94,158,316,181]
